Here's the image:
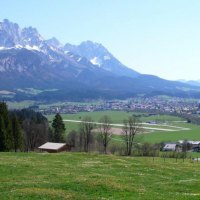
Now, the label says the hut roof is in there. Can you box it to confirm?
[38,142,66,150]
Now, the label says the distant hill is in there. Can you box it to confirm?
[0,19,200,101]
[178,80,200,87]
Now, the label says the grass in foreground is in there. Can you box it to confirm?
[0,152,199,200]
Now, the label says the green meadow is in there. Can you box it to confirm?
[47,111,200,144]
[47,111,183,123]
[0,152,199,200]
[141,123,200,143]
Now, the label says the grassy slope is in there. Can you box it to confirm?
[0,152,200,200]
[0,153,200,200]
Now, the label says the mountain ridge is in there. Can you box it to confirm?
[64,40,139,78]
[0,19,200,101]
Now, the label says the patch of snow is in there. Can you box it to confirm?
[0,66,6,72]
[0,90,15,95]
[77,57,82,62]
[0,47,6,50]
[38,35,44,41]
[15,44,23,49]
[104,55,111,60]
[49,46,57,51]
[64,50,69,54]
[90,57,102,66]
[25,45,41,51]
[48,55,54,60]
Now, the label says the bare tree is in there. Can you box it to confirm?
[23,119,48,151]
[79,116,95,152]
[98,115,112,154]
[66,130,78,149]
[122,116,142,156]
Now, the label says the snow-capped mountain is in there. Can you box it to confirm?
[0,19,44,49]
[0,19,110,89]
[0,19,200,101]
[46,37,63,49]
[64,40,139,78]
[0,19,139,78]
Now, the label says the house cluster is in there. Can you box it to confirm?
[30,97,200,117]
[163,140,200,152]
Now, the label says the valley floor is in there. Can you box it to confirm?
[0,152,199,200]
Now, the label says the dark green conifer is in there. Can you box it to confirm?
[12,114,24,152]
[0,116,6,151]
[52,113,66,142]
[0,102,13,151]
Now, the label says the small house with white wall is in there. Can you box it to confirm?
[162,143,178,151]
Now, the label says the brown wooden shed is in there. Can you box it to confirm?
[38,142,71,153]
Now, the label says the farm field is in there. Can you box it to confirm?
[0,152,199,200]
[6,100,102,110]
[47,111,184,123]
[47,111,200,143]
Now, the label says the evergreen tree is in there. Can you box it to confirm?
[0,116,6,151]
[0,102,13,151]
[12,114,24,152]
[52,113,66,142]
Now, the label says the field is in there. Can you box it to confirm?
[47,111,200,143]
[0,152,199,200]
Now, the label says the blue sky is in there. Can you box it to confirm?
[1,0,200,80]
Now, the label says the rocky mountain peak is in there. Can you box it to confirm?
[64,40,139,78]
[46,37,63,49]
[0,19,21,47]
[21,26,43,47]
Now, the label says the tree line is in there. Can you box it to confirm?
[0,102,143,155]
[0,102,49,152]
[0,102,196,158]
[0,102,67,152]
[64,115,143,156]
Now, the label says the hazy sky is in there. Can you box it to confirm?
[1,0,200,80]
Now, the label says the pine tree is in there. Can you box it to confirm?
[0,102,13,151]
[0,116,6,151]
[52,113,66,142]
[12,114,24,152]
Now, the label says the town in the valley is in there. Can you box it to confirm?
[30,97,200,123]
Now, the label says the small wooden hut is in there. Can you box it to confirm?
[38,142,71,153]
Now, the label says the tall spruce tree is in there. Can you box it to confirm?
[0,116,6,151]
[52,113,66,142]
[0,102,13,151]
[12,114,24,152]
